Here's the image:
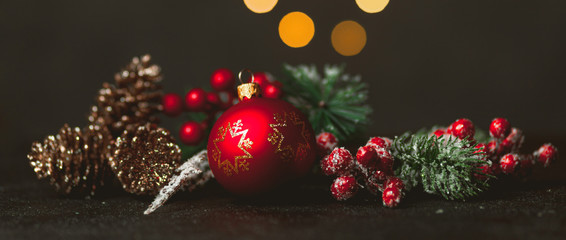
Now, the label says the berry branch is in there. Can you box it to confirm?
[391,134,490,200]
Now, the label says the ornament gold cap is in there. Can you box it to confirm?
[237,69,261,101]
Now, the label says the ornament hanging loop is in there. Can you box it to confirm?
[237,69,261,101]
[238,68,255,84]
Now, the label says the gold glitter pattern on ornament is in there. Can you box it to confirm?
[212,120,253,176]
[268,112,312,162]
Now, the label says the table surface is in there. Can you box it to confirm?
[1,137,565,240]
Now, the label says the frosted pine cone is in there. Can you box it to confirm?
[28,124,112,195]
[109,123,182,195]
[89,54,163,137]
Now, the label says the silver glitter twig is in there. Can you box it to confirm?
[144,150,212,215]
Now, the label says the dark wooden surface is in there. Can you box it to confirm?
[1,136,565,239]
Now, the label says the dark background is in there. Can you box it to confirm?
[1,1,565,239]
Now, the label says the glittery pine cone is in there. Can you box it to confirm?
[109,123,182,195]
[89,54,163,138]
[28,124,113,195]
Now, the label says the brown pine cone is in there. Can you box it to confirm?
[88,54,163,138]
[28,124,112,196]
[108,123,182,195]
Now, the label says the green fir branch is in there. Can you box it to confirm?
[392,133,492,200]
[280,64,372,140]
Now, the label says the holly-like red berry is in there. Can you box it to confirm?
[450,118,475,140]
[210,68,235,91]
[376,148,394,174]
[385,177,404,190]
[161,93,183,117]
[474,143,488,160]
[263,84,282,99]
[331,175,358,201]
[365,169,389,193]
[316,132,338,156]
[489,118,511,139]
[321,147,354,176]
[179,121,204,145]
[500,154,519,174]
[502,128,524,153]
[206,92,221,107]
[433,129,446,138]
[250,72,270,88]
[517,154,535,177]
[356,145,377,169]
[367,137,390,150]
[534,144,558,167]
[474,163,492,181]
[382,187,402,208]
[185,88,207,111]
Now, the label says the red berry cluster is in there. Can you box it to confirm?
[161,69,283,146]
[318,133,404,208]
[433,118,558,179]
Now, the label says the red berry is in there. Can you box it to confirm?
[367,137,390,150]
[376,148,394,174]
[433,129,446,138]
[263,84,282,99]
[210,68,235,91]
[217,91,237,110]
[206,92,221,107]
[250,72,270,88]
[356,145,377,169]
[450,118,475,140]
[271,80,283,88]
[504,128,524,152]
[179,121,204,145]
[486,140,498,156]
[365,170,389,193]
[474,164,492,181]
[316,132,338,156]
[517,154,535,177]
[321,147,354,176]
[185,88,207,111]
[382,187,402,208]
[161,93,183,117]
[489,118,511,139]
[500,154,519,174]
[331,175,358,201]
[534,144,558,167]
[474,143,488,160]
[385,177,404,190]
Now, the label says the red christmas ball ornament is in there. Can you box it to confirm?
[500,153,519,174]
[180,121,204,145]
[210,68,235,91]
[450,118,475,140]
[207,71,316,195]
[321,147,355,176]
[331,175,358,201]
[185,88,207,111]
[316,132,338,156]
[534,144,558,167]
[263,84,283,99]
[382,186,402,208]
[161,93,183,117]
[489,118,511,139]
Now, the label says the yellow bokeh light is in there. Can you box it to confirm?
[331,20,367,56]
[243,0,278,14]
[355,0,389,13]
[278,12,315,48]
